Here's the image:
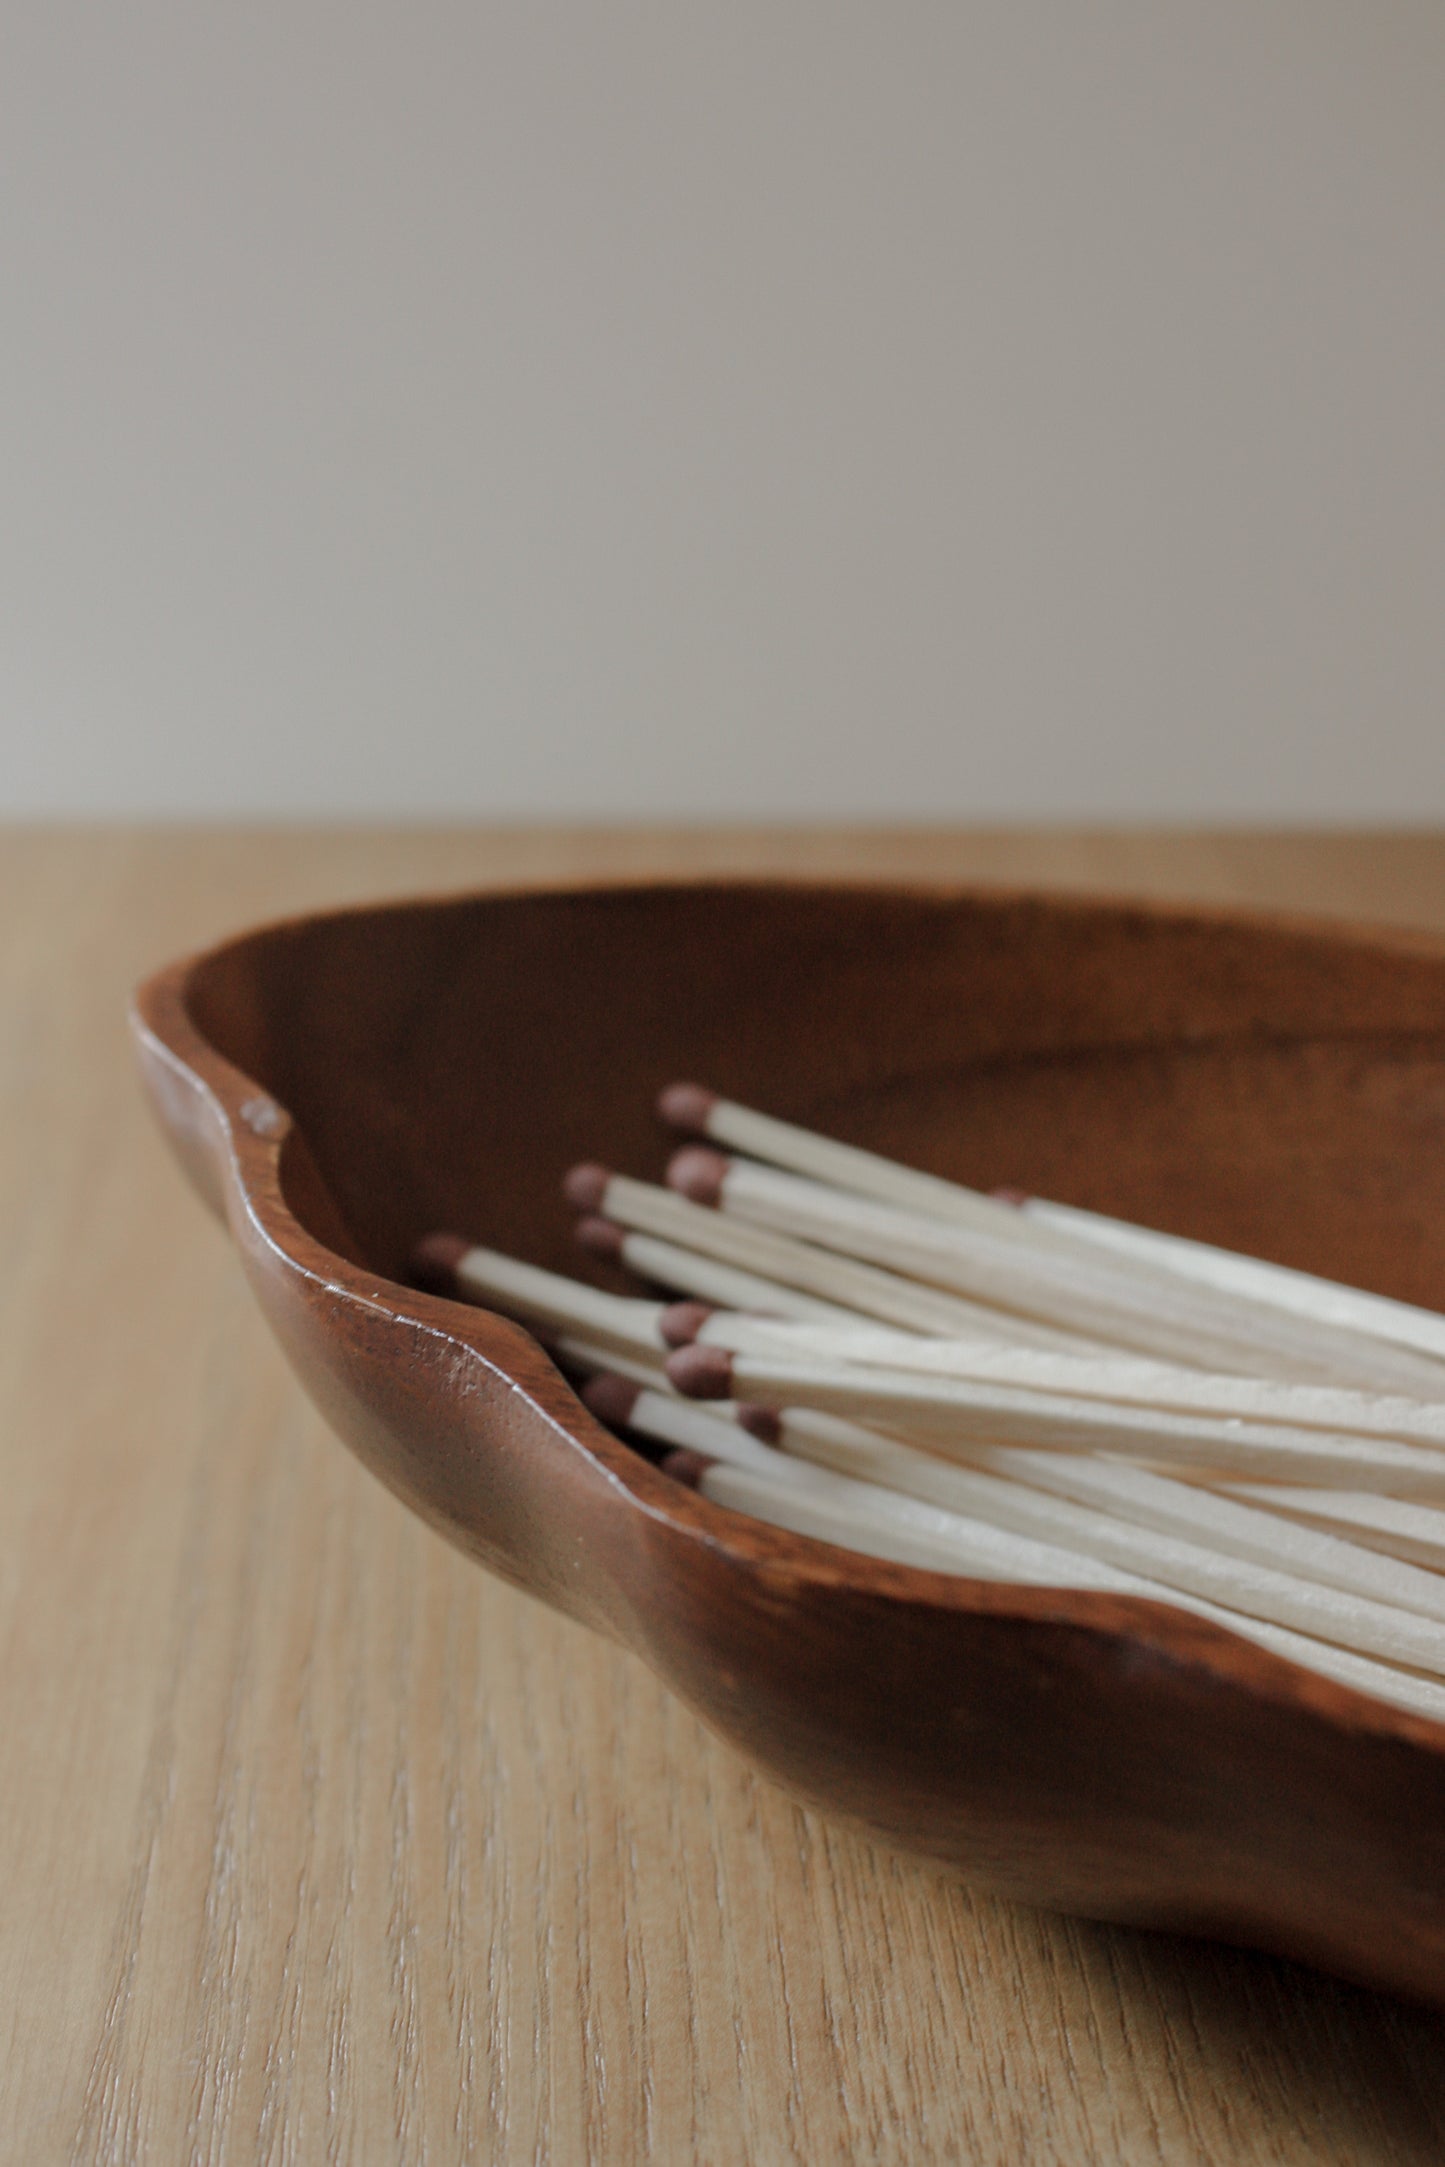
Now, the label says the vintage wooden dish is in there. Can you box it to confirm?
[132,881,1445,2005]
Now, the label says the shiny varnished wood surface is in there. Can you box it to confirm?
[8,828,1445,2164]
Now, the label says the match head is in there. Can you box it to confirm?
[657,1082,718,1134]
[563,1162,612,1212]
[573,1214,625,1261]
[410,1231,470,1293]
[665,1343,734,1400]
[580,1372,643,1429]
[734,1404,782,1446]
[666,1144,729,1206]
[658,1445,711,1490]
[659,1299,715,1349]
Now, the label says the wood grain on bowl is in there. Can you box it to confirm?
[131,881,1445,2004]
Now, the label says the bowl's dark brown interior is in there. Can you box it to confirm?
[184,882,1445,1312]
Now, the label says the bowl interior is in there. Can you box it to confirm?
[183,883,1445,1313]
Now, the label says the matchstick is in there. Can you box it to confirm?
[657,1447,1445,1724]
[704,1397,1445,1675]
[947,1440,1445,1622]
[663,1344,1445,1492]
[666,1148,1445,1393]
[580,1376,1170,1579]
[572,1214,870,1325]
[657,1430,1191,1591]
[581,1374,776,1468]
[659,1081,1445,1379]
[550,1336,678,1392]
[724,1394,1445,1623]
[581,1375,1214,1601]
[412,1233,669,1357]
[1008,1192,1445,1372]
[1226,1488,1445,1575]
[679,1312,1445,1450]
[657,1082,1065,1243]
[563,1166,1094,1346]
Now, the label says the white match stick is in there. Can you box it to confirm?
[551,1336,679,1392]
[695,1440,1174,1581]
[1017,1195,1445,1371]
[611,1395,1210,1593]
[666,1345,1445,1492]
[728,1401,1445,1622]
[657,1083,1065,1242]
[575,1357,1445,1717]
[731,1404,1445,1676]
[581,1375,782,1470]
[659,1083,1445,1382]
[413,1234,668,1357]
[672,1151,1445,1392]
[582,1379,1189,1592]
[946,1441,1445,1623]
[687,1314,1445,1450]
[563,1168,1098,1347]
[1226,1488,1445,1575]
[582,1375,1139,1564]
[668,1451,1445,1725]
[572,1215,873,1325]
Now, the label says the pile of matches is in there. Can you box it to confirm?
[413,1083,1445,1724]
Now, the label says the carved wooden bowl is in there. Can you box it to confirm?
[132,881,1445,2005]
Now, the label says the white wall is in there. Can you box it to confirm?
[3,3,1442,820]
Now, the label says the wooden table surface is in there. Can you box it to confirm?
[9,826,1445,2167]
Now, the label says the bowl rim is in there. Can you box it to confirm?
[131,872,1445,1754]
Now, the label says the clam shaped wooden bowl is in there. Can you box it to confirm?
[132,881,1445,2005]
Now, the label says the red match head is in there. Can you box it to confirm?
[666,1145,728,1206]
[563,1162,612,1211]
[665,1343,734,1399]
[580,1371,643,1429]
[410,1231,469,1292]
[659,1299,714,1348]
[657,1082,718,1134]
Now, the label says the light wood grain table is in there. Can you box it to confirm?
[8,827,1445,2166]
